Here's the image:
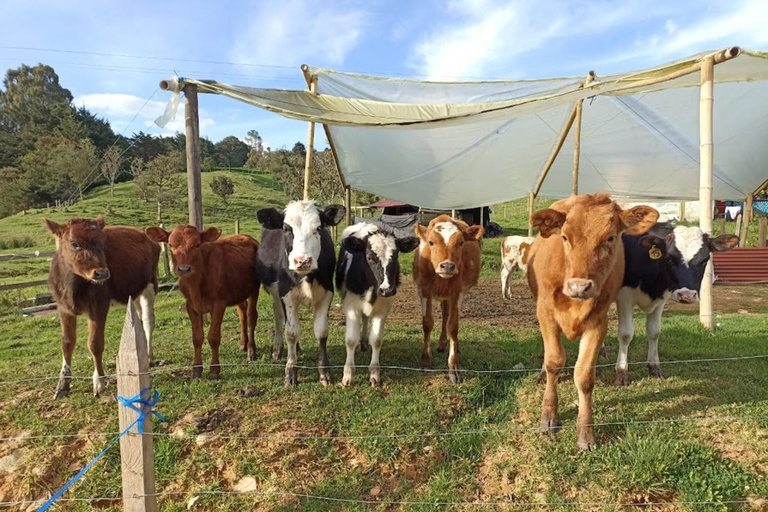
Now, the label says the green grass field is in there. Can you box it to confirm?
[0,171,766,511]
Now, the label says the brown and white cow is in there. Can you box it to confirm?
[146,225,260,379]
[413,215,484,383]
[526,194,657,449]
[44,216,160,398]
[501,235,534,299]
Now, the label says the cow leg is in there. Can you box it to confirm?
[501,265,511,300]
[237,301,248,353]
[342,306,361,387]
[437,300,449,353]
[55,312,77,399]
[207,304,226,380]
[540,317,564,433]
[137,284,156,363]
[314,290,333,386]
[187,303,205,379]
[420,293,434,368]
[283,295,301,387]
[646,301,665,379]
[247,291,259,361]
[269,286,286,361]
[358,315,369,353]
[574,323,607,451]
[447,298,461,384]
[615,289,635,386]
[87,307,108,396]
[368,313,386,387]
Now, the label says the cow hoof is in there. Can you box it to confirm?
[272,349,282,361]
[284,367,298,388]
[448,370,461,384]
[341,375,353,387]
[191,366,203,379]
[319,370,332,387]
[420,355,432,369]
[209,370,221,380]
[577,430,595,451]
[238,345,246,352]
[539,411,559,433]
[648,365,663,379]
[614,370,630,386]
[577,439,595,451]
[54,380,71,399]
[536,370,547,384]
[369,375,381,387]
[598,346,608,359]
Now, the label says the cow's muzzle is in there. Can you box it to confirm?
[291,257,313,274]
[90,268,110,283]
[437,261,457,278]
[672,288,699,304]
[378,285,396,297]
[564,278,595,300]
[176,265,192,276]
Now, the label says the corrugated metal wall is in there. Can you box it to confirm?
[713,248,768,284]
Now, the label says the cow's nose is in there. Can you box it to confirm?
[379,286,395,297]
[177,265,191,275]
[92,268,110,281]
[438,262,456,274]
[673,290,699,304]
[293,257,313,269]
[565,279,594,299]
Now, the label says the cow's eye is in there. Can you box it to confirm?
[70,241,80,251]
[428,241,434,246]
[460,240,465,246]
[606,236,616,244]
[561,236,568,242]
[316,226,322,234]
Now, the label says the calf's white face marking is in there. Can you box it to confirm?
[672,226,705,267]
[434,222,459,244]
[284,201,323,273]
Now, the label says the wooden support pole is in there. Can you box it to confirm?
[719,215,726,236]
[117,301,157,512]
[301,66,317,201]
[235,219,240,235]
[344,186,352,227]
[184,84,203,230]
[739,194,753,246]
[759,217,767,247]
[527,192,535,237]
[159,223,171,279]
[698,56,715,330]
[533,103,579,199]
[571,71,595,195]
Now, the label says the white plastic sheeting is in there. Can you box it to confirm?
[158,49,768,208]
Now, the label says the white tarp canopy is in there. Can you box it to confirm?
[158,48,768,209]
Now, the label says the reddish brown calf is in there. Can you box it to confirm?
[413,215,483,383]
[146,225,260,379]
[526,194,658,449]
[44,216,160,398]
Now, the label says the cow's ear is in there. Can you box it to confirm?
[396,236,420,254]
[414,223,428,241]
[95,215,106,229]
[201,227,222,243]
[465,225,484,241]
[257,208,284,229]
[708,234,739,252]
[145,227,169,243]
[341,236,366,252]
[620,206,659,235]
[320,204,346,227]
[43,218,63,238]
[640,235,666,254]
[531,209,566,238]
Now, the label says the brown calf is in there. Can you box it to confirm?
[44,216,160,398]
[526,194,658,449]
[413,215,483,383]
[146,225,260,379]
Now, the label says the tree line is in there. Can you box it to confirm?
[0,63,375,220]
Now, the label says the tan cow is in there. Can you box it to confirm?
[414,215,484,383]
[501,235,535,299]
[526,194,658,450]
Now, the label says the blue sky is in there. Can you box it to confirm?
[1,0,765,149]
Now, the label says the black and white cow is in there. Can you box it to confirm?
[255,200,346,387]
[614,222,739,384]
[336,223,419,386]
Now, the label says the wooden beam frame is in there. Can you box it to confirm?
[572,71,596,195]
[183,83,203,229]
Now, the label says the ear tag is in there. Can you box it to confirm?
[649,245,662,260]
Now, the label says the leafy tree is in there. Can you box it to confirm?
[245,130,263,152]
[214,136,248,168]
[0,167,29,217]
[134,153,185,222]
[210,176,235,204]
[292,141,306,157]
[100,146,123,196]
[128,131,166,162]
[75,107,115,154]
[19,136,98,203]
[128,157,149,200]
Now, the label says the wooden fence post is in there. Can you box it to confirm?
[117,301,157,512]
[235,219,240,235]
[159,223,171,279]
[739,194,753,247]
[719,216,726,236]
[184,83,203,230]
[759,217,767,247]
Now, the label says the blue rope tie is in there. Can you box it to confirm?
[37,387,165,512]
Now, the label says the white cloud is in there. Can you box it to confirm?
[601,0,768,67]
[409,0,650,80]
[73,93,215,137]
[230,0,366,68]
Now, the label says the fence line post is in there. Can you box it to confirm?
[759,217,767,247]
[117,301,157,512]
[159,223,171,279]
[235,219,240,235]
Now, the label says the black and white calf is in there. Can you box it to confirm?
[255,200,346,387]
[614,223,739,384]
[336,223,419,386]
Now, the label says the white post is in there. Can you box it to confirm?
[699,56,715,330]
